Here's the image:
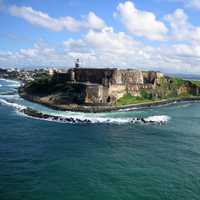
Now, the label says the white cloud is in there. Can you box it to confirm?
[2,29,200,73]
[2,1,200,74]
[165,9,200,43]
[185,0,200,10]
[114,1,168,41]
[64,27,155,68]
[86,12,106,30]
[62,27,200,73]
[0,42,73,67]
[164,0,200,10]
[9,5,106,32]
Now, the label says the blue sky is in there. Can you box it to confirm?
[1,0,200,74]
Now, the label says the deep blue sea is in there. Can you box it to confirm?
[1,79,200,200]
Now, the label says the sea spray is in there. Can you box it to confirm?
[0,97,170,125]
[18,107,170,125]
[0,98,26,110]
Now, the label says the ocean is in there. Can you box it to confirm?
[0,78,200,200]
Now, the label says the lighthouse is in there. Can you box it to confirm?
[75,58,80,68]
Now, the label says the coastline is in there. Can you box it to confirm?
[19,91,200,113]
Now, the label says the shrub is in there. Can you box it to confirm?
[140,90,153,100]
[172,77,184,87]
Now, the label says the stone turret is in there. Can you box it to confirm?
[75,59,80,68]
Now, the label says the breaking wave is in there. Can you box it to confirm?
[0,79,171,125]
[144,115,170,123]
[29,113,170,125]
[0,98,170,124]
[0,98,26,110]
[0,79,21,87]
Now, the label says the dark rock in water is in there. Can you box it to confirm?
[130,117,166,125]
[19,107,93,124]
[65,118,71,122]
[42,114,49,119]
[18,107,166,125]
[53,116,59,120]
[141,118,146,123]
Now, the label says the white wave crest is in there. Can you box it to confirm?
[0,94,18,98]
[23,112,170,125]
[47,111,170,124]
[0,96,170,125]
[0,78,19,83]
[0,79,20,87]
[6,84,20,87]
[0,99,26,110]
[83,115,170,124]
[144,115,170,123]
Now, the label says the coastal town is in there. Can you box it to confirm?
[0,67,50,82]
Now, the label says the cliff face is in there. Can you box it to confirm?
[154,77,200,98]
[20,68,200,107]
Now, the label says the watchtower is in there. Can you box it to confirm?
[75,58,80,68]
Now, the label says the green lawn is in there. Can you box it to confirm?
[116,93,200,106]
[116,94,153,106]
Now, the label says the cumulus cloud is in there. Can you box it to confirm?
[0,42,73,67]
[2,1,200,73]
[62,26,200,73]
[2,26,200,73]
[62,27,200,73]
[64,27,155,68]
[9,5,106,32]
[114,1,168,41]
[165,9,200,43]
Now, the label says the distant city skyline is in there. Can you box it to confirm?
[1,0,200,74]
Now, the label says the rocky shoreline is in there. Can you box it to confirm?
[19,91,200,113]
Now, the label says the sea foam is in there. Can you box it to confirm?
[21,110,170,125]
[0,79,21,87]
[0,98,26,110]
[0,97,170,125]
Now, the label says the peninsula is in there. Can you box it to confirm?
[19,67,200,112]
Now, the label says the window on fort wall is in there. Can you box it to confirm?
[107,96,111,103]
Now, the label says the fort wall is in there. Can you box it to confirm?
[52,68,164,105]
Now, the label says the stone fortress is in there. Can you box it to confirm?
[51,67,164,105]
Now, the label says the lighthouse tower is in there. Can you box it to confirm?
[75,58,80,68]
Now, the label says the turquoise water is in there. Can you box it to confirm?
[0,79,200,200]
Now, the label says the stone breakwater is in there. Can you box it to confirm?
[18,107,169,125]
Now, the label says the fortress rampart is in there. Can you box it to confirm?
[51,68,163,105]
